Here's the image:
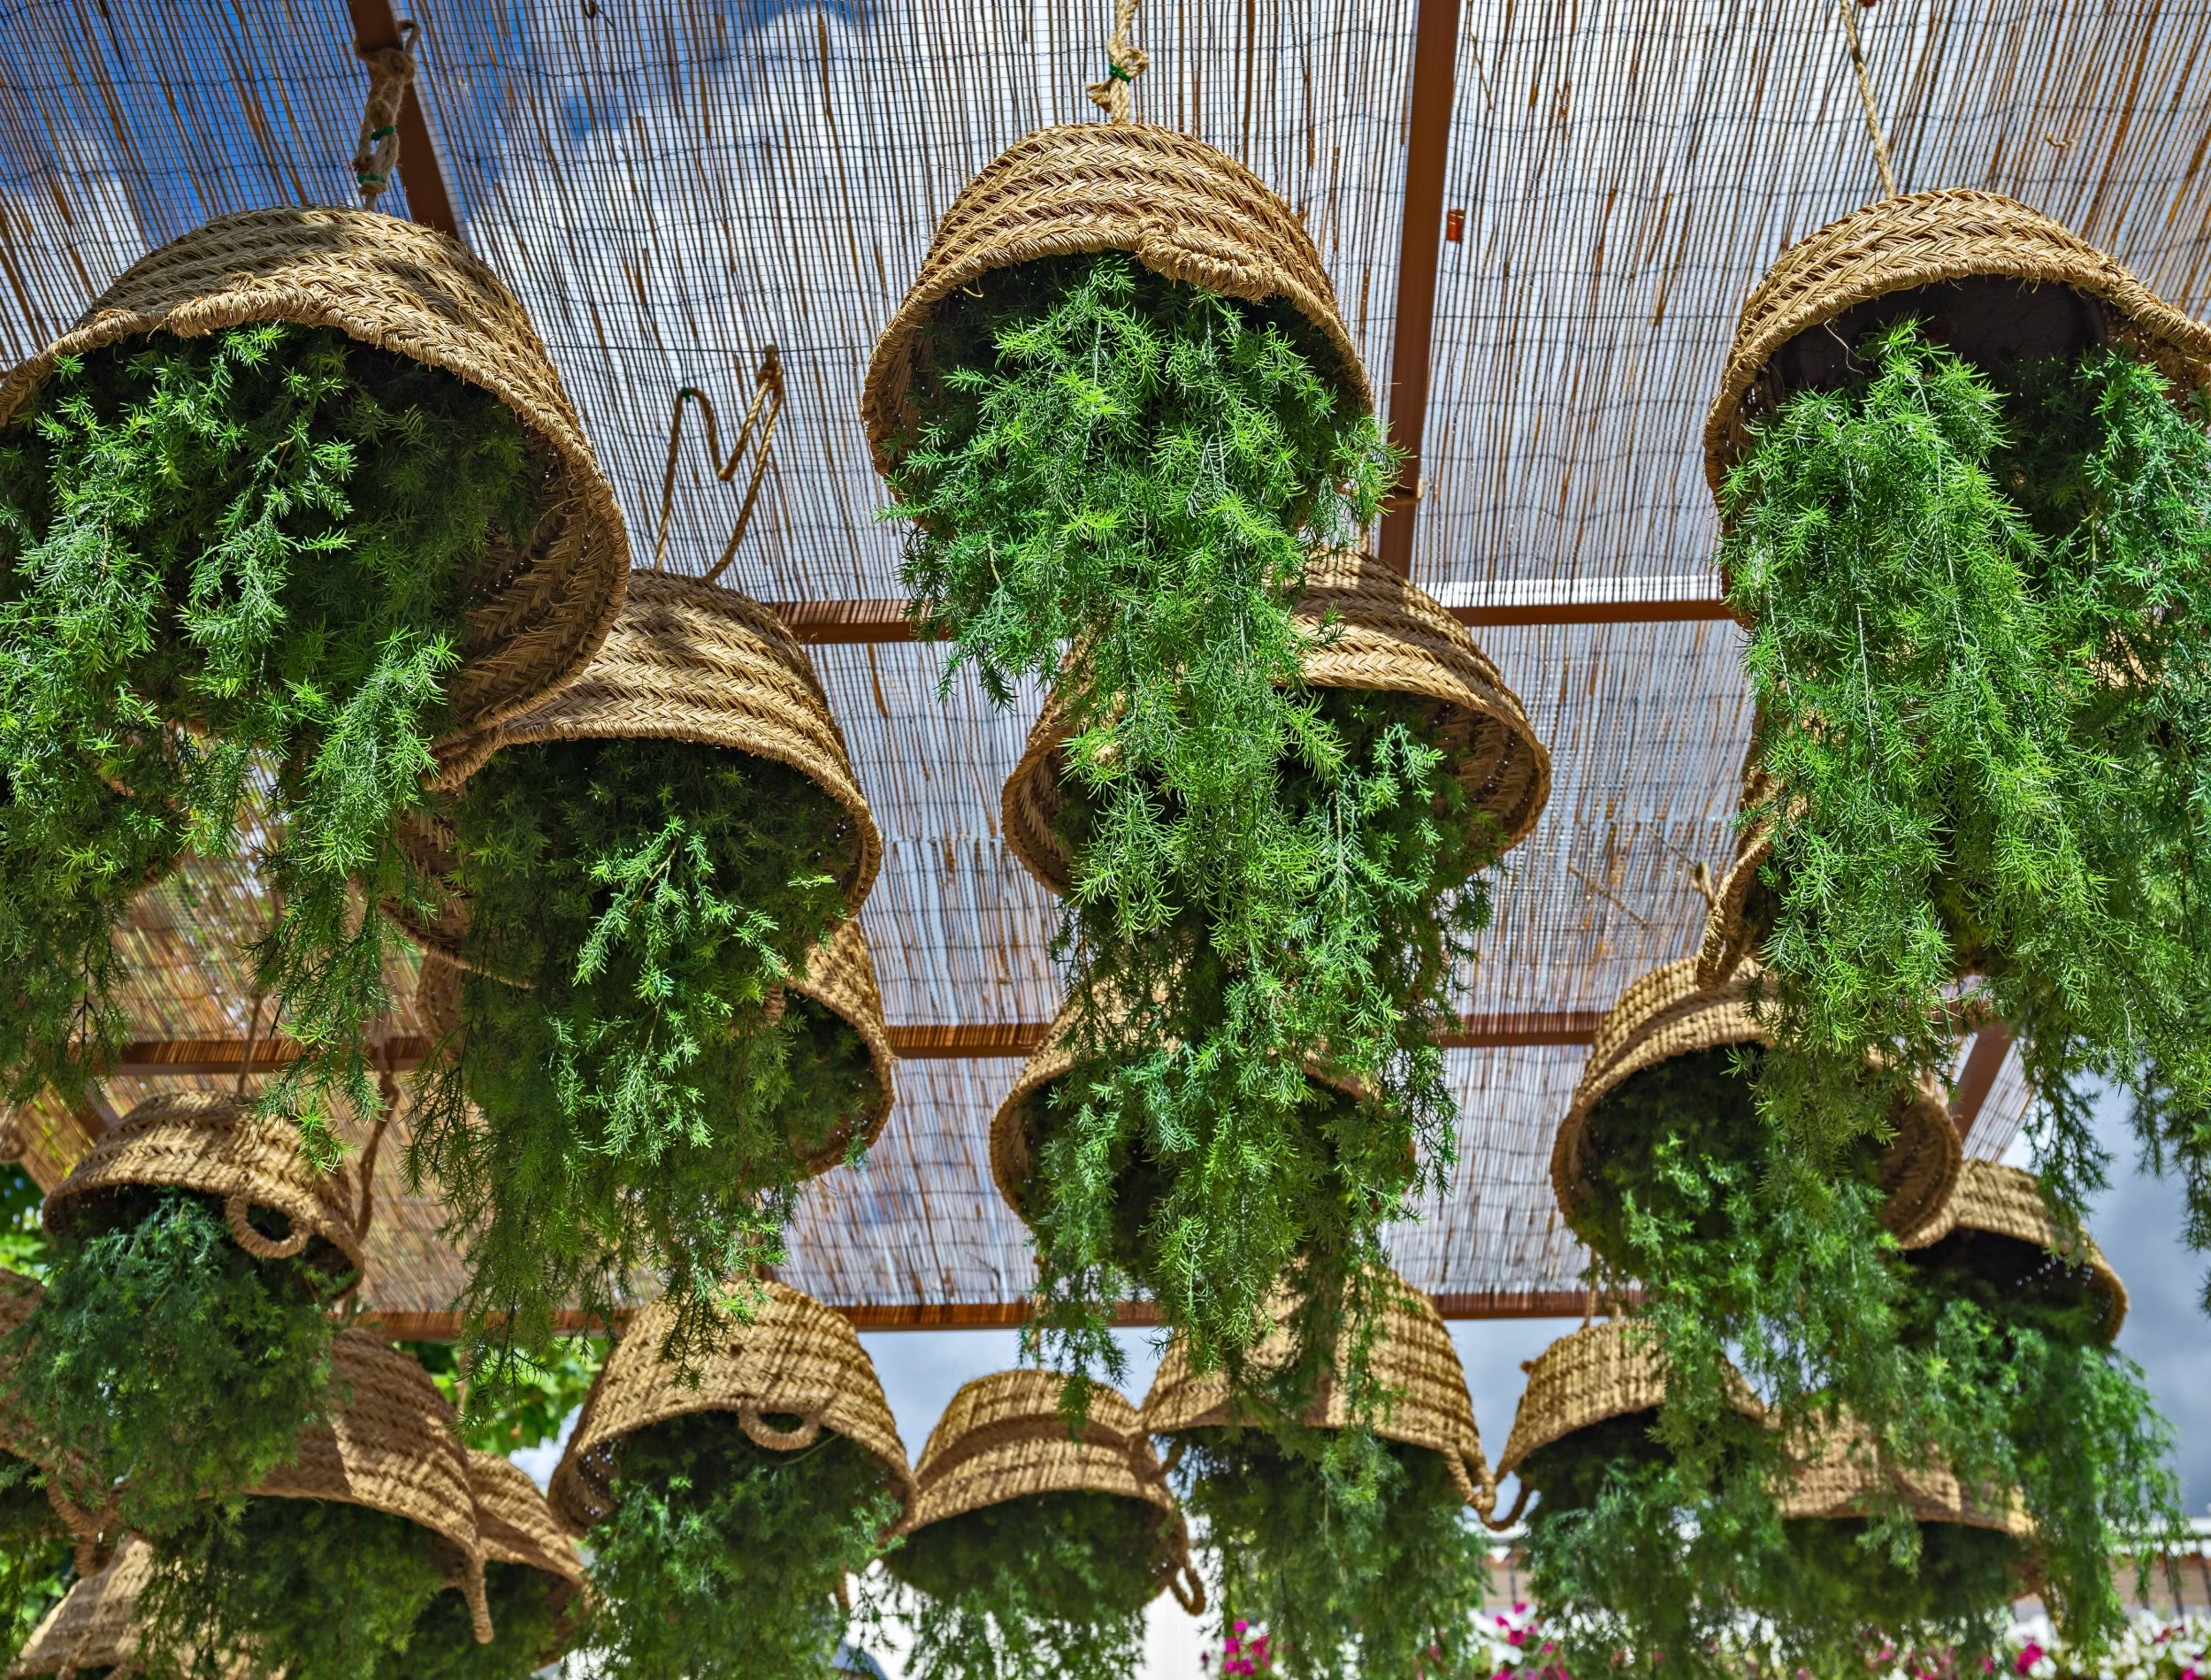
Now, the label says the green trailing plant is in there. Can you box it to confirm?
[137,1496,452,1680]
[1720,322,2211,1259]
[408,735,876,1393]
[7,1184,351,1534]
[0,322,542,1146]
[884,1491,1163,1680]
[376,1558,573,1680]
[883,252,1480,1401]
[398,1337,607,1455]
[1168,1420,1490,1680]
[0,1168,48,1278]
[583,1409,901,1680]
[0,1453,76,1667]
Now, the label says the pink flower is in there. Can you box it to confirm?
[2012,1644,2044,1676]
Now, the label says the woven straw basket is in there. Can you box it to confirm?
[862,121,1371,470]
[1900,1160,2127,1342]
[1777,1424,2031,1538]
[1001,548,1552,896]
[1704,188,2211,504]
[253,1330,491,1644]
[1141,1270,1495,1513]
[42,1092,368,1289]
[548,1280,916,1533]
[0,207,629,745]
[894,1369,1204,1614]
[11,1533,158,1677]
[1499,1318,1675,1478]
[469,1450,589,1648]
[1554,958,1962,1244]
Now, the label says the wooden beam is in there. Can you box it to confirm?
[344,1,462,241]
[1951,1025,2014,1142]
[107,1036,430,1081]
[769,596,1733,646]
[1374,0,1465,576]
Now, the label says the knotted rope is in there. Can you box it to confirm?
[651,346,786,584]
[1839,0,1899,199]
[1085,0,1149,124]
[354,21,418,209]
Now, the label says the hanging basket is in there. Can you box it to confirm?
[1552,957,1963,1244]
[42,1092,368,1292]
[1001,548,1552,896]
[0,207,629,746]
[1776,1424,2031,1537]
[891,1368,1203,1614]
[862,121,1372,470]
[1141,1270,1495,1512]
[1694,765,1779,989]
[1495,1317,1766,1481]
[785,917,898,1171]
[469,1449,590,1650]
[399,567,883,967]
[11,1533,159,1677]
[1703,188,2211,508]
[1896,1160,2127,1342]
[252,1329,492,1644]
[548,1279,916,1532]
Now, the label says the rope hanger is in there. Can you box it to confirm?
[652,346,787,584]
[353,19,418,209]
[1839,0,1900,200]
[1087,0,1149,124]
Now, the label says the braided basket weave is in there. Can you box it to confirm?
[469,1450,589,1643]
[1777,1424,2031,1537]
[1704,188,2211,503]
[253,1330,491,1644]
[784,917,898,1171]
[1002,548,1551,896]
[0,207,628,745]
[1496,1317,1769,1479]
[548,1280,915,1533]
[1554,958,1962,1244]
[11,1533,158,1677]
[42,1092,367,1289]
[1141,1271,1495,1512]
[892,1369,1203,1613]
[863,121,1370,468]
[1900,1160,2127,1341]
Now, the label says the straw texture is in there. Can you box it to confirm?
[468,1449,588,1639]
[1002,547,1552,896]
[1497,1318,1671,1477]
[11,1534,157,1677]
[1777,1425,2032,1537]
[1140,1271,1494,1511]
[548,1279,915,1532]
[42,1092,367,1287]
[786,917,898,1172]
[1900,1160,2128,1341]
[1705,188,2211,498]
[0,206,629,744]
[252,1330,491,1644]
[1552,958,1962,1242]
[898,1369,1201,1611]
[862,121,1371,470]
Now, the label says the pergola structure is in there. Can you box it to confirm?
[4,0,2192,1332]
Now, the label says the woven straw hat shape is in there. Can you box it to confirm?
[42,1092,367,1287]
[1141,1271,1495,1511]
[0,207,629,745]
[862,121,1371,470]
[1901,1160,2128,1342]
[1003,548,1552,896]
[1703,188,2211,501]
[549,1279,916,1532]
[1552,958,1962,1244]
[11,1533,157,1677]
[251,1329,492,1643]
[1777,1425,2031,1538]
[895,1369,1203,1612]
[1496,1317,1769,1479]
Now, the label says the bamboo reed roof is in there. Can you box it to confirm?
[0,0,2183,1323]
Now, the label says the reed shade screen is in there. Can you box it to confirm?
[860,120,1373,470]
[1551,956,1963,1243]
[0,206,629,745]
[547,1279,916,1531]
[1495,1317,1763,1478]
[251,1329,493,1643]
[1702,188,2211,512]
[999,546,1552,896]
[894,1369,1202,1611]
[42,1092,369,1287]
[467,1450,589,1623]
[11,1535,159,1678]
[1900,1160,2129,1343]
[1142,1270,1495,1510]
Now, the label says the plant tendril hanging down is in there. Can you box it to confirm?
[885,250,1496,1407]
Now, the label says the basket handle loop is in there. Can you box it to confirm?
[1166,1558,1205,1615]
[1479,1478,1533,1534]
[1085,0,1149,124]
[225,1192,310,1261]
[738,1397,827,1451]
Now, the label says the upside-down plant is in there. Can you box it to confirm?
[582,1409,902,1680]
[1720,321,2211,1259]
[884,252,1484,1403]
[0,1451,77,1667]
[884,1491,1165,1680]
[409,735,877,1393]
[7,1184,352,1534]
[0,323,541,1146]
[1169,1418,1491,1680]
